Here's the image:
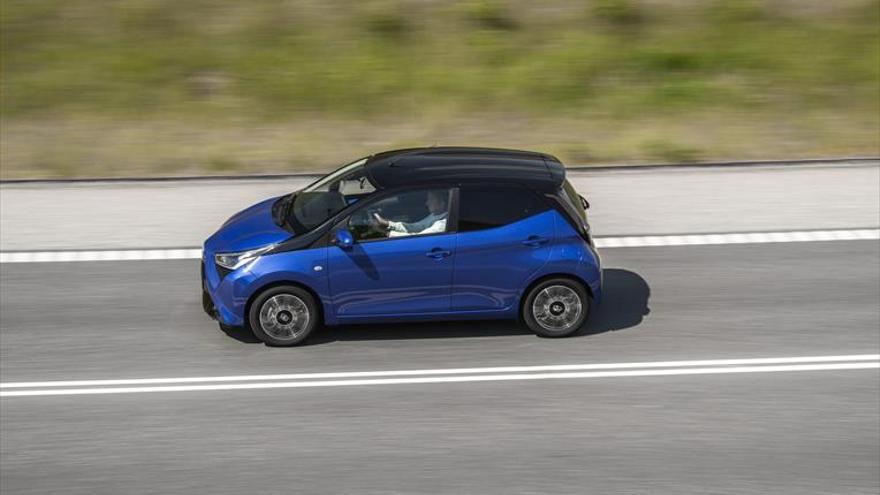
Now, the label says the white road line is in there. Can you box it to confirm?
[0,248,202,263]
[3,354,877,389]
[593,228,879,248]
[1,229,876,263]
[2,362,877,397]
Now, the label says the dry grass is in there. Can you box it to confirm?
[2,109,876,178]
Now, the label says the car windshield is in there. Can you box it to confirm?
[282,158,378,234]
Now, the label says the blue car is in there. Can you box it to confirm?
[202,147,601,346]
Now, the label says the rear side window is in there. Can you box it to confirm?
[458,185,550,232]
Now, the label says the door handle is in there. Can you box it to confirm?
[522,235,549,247]
[425,248,451,259]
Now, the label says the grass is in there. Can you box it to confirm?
[1,0,878,178]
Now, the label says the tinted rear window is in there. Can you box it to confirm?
[458,185,549,232]
[561,179,587,222]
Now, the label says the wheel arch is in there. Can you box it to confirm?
[244,280,326,329]
[518,273,593,321]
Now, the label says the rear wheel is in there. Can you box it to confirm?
[522,278,590,337]
[248,286,319,346]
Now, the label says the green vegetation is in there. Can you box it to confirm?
[1,0,878,178]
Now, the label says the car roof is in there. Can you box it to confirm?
[363,147,565,192]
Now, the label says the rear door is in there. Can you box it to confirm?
[451,185,555,311]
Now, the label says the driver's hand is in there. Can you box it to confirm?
[372,212,390,228]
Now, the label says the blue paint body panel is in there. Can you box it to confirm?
[208,196,292,252]
[451,210,556,313]
[202,187,601,329]
[327,232,457,320]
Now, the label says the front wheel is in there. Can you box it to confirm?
[522,278,590,338]
[248,286,319,346]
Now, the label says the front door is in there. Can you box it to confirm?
[327,187,456,318]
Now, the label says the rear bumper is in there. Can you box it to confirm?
[575,243,602,305]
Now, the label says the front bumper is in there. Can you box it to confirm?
[201,262,217,320]
[201,252,252,327]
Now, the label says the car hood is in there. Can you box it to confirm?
[205,196,292,253]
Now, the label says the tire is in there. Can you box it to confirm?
[248,285,319,346]
[522,278,590,338]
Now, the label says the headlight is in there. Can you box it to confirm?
[214,245,274,271]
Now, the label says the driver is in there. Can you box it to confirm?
[372,190,448,238]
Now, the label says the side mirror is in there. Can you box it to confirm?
[334,228,354,249]
[579,194,590,210]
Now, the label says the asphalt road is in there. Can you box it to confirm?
[2,240,878,494]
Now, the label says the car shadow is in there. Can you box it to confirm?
[219,322,262,344]
[219,268,650,345]
[573,268,651,336]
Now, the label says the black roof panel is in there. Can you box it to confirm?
[364,147,565,191]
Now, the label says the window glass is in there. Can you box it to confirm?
[286,159,377,234]
[348,188,453,241]
[458,185,549,232]
[304,158,369,193]
[561,179,587,222]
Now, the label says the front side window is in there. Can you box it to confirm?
[347,188,453,241]
[458,185,549,232]
[284,159,377,234]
